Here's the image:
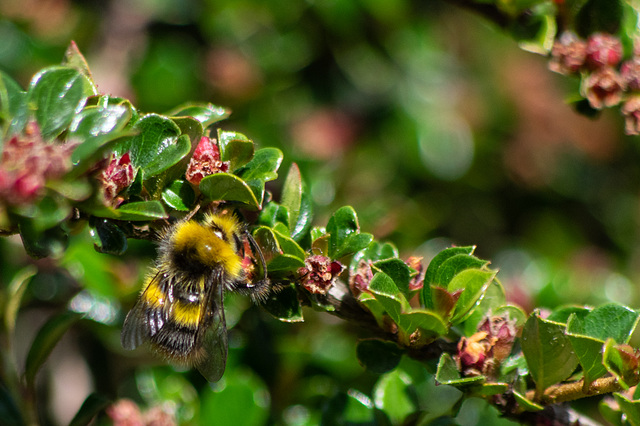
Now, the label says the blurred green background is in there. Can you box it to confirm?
[1,0,639,424]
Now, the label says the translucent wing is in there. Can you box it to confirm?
[194,270,228,382]
[121,270,171,350]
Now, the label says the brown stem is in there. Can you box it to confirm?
[526,376,630,405]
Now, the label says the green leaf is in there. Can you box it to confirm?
[462,280,507,336]
[327,205,360,258]
[512,390,544,412]
[27,66,95,139]
[200,369,269,426]
[272,229,305,260]
[397,310,448,340]
[321,391,379,425]
[368,272,408,323]
[603,339,640,390]
[24,311,83,385]
[0,70,27,137]
[434,253,489,287]
[266,254,305,273]
[352,241,399,265]
[18,220,68,259]
[448,268,497,324]
[168,102,231,127]
[546,305,591,324]
[435,353,485,387]
[372,258,413,297]
[121,114,189,178]
[372,369,418,425]
[162,179,195,212]
[566,314,608,385]
[570,303,640,344]
[356,339,403,374]
[4,266,37,337]
[261,283,303,322]
[421,246,475,309]
[68,393,111,426]
[236,147,282,182]
[68,104,132,142]
[334,233,373,259]
[199,172,260,209]
[89,219,128,255]
[613,393,640,426]
[62,41,94,81]
[521,310,579,396]
[90,200,167,221]
[217,130,255,171]
[281,163,313,241]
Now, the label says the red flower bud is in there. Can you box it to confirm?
[457,331,494,377]
[298,255,344,295]
[185,137,229,185]
[100,152,135,204]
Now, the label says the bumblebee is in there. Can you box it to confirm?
[121,212,270,382]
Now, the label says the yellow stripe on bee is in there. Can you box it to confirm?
[171,301,202,328]
[171,217,244,278]
[141,278,166,308]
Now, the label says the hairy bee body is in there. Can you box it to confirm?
[121,213,268,382]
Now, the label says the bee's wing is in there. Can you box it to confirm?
[121,270,171,350]
[194,270,228,382]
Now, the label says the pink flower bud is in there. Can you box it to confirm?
[583,67,625,109]
[621,59,640,91]
[586,33,623,69]
[549,32,587,75]
[622,95,640,135]
[185,137,229,185]
[349,259,374,296]
[457,331,494,377]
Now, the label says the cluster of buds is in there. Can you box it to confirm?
[456,315,517,378]
[298,255,344,295]
[185,136,229,185]
[549,32,640,135]
[0,122,75,206]
[99,152,135,206]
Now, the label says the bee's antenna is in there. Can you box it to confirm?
[246,232,268,281]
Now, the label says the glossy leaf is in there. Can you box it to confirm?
[273,229,305,260]
[0,70,27,137]
[199,172,260,209]
[89,218,128,255]
[168,102,231,127]
[25,311,83,385]
[566,314,608,385]
[62,41,94,80]
[262,283,303,322]
[435,353,485,387]
[569,303,639,344]
[521,311,579,395]
[421,245,475,309]
[462,280,507,336]
[396,310,448,340]
[434,253,489,287]
[372,258,413,297]
[603,339,640,390]
[27,66,94,139]
[162,179,195,211]
[121,114,189,178]
[512,391,544,412]
[448,268,497,324]
[281,163,313,241]
[236,147,282,179]
[368,272,409,323]
[218,129,255,171]
[613,393,640,426]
